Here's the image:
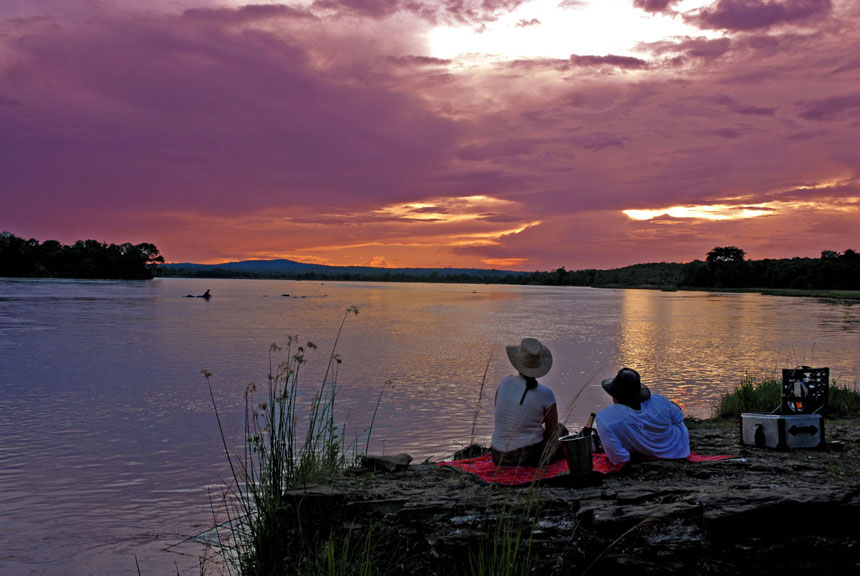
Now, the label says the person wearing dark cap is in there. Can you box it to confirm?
[595,368,690,466]
[490,338,566,466]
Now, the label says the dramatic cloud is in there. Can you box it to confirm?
[633,0,683,14]
[312,0,402,19]
[1,0,858,269]
[643,36,733,61]
[570,54,649,69]
[183,4,318,23]
[690,0,833,32]
[796,93,860,120]
[310,0,530,24]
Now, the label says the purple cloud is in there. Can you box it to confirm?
[570,54,649,69]
[712,95,777,116]
[386,55,453,66]
[312,0,401,18]
[183,4,317,23]
[797,93,860,120]
[633,0,683,14]
[690,0,833,32]
[645,37,733,62]
[503,58,571,72]
[0,13,459,218]
[580,133,630,151]
[516,18,541,27]
[702,127,746,138]
[308,0,529,24]
[457,139,538,161]
[1,1,858,268]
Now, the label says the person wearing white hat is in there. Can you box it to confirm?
[490,338,565,466]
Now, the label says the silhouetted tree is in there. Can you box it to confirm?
[705,246,748,287]
[706,246,746,264]
[0,233,163,279]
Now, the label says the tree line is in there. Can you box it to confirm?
[159,246,859,291]
[2,233,857,290]
[0,232,164,280]
[530,246,860,291]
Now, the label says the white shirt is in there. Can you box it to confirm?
[492,374,557,452]
[595,393,690,465]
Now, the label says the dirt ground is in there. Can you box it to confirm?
[280,419,860,575]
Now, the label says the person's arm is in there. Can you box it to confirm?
[669,400,685,424]
[543,403,559,440]
[595,416,630,466]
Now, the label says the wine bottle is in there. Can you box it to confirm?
[581,412,603,452]
[579,412,596,437]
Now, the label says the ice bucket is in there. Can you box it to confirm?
[560,434,592,473]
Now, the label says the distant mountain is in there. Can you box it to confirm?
[161,258,525,278]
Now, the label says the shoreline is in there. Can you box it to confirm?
[5,273,858,300]
[591,284,860,301]
[273,419,860,575]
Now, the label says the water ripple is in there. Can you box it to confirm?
[1,278,858,575]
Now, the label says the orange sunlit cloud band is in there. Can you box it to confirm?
[624,198,859,222]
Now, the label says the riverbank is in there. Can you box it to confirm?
[592,285,860,301]
[277,419,860,575]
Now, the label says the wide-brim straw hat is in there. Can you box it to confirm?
[602,367,651,404]
[506,337,553,378]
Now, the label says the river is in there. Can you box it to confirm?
[1,277,857,575]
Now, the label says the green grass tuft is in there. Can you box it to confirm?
[715,375,860,419]
[467,509,535,576]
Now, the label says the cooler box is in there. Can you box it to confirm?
[741,413,825,450]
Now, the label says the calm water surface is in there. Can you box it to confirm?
[1,278,858,575]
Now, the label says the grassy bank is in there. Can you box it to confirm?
[714,375,860,419]
[716,287,860,300]
[197,320,860,575]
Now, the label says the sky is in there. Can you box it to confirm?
[1,0,858,270]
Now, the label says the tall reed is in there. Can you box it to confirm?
[468,506,535,576]
[202,306,378,576]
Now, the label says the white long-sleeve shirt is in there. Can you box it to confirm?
[595,393,690,465]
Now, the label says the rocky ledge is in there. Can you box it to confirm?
[280,420,860,575]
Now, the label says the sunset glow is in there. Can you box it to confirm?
[1,0,859,270]
[428,0,720,61]
[375,195,517,223]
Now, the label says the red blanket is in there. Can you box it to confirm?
[437,452,733,486]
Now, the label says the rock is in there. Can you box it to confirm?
[272,420,860,575]
[452,443,487,460]
[359,453,413,472]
